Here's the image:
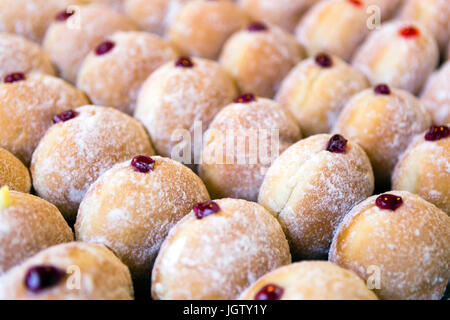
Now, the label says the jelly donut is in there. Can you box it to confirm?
[332,85,431,186]
[0,73,89,165]
[398,0,450,54]
[0,242,134,300]
[329,191,450,300]
[168,0,249,60]
[220,22,304,98]
[152,198,291,300]
[199,96,301,201]
[295,0,370,62]
[392,125,450,215]
[77,31,177,114]
[352,21,439,94]
[0,148,31,193]
[276,53,369,137]
[258,134,374,259]
[238,0,316,33]
[240,261,378,300]
[0,187,73,274]
[135,57,238,160]
[76,155,210,283]
[0,33,55,80]
[420,61,450,125]
[31,105,154,222]
[43,3,136,82]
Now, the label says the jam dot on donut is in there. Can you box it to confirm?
[326,134,348,153]
[4,72,25,83]
[399,26,420,39]
[193,201,221,219]
[247,22,268,32]
[131,155,155,173]
[24,265,65,293]
[347,0,363,7]
[175,56,194,68]
[234,93,256,104]
[315,53,333,68]
[55,9,74,22]
[376,194,403,211]
[52,110,79,124]
[374,84,391,95]
[254,284,284,300]
[424,125,450,141]
[95,41,115,56]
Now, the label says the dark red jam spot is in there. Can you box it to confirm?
[374,84,391,95]
[52,109,79,123]
[24,266,65,293]
[175,56,194,68]
[193,201,221,219]
[95,41,115,56]
[399,26,420,39]
[4,72,25,83]
[376,194,403,211]
[131,155,155,173]
[424,125,450,141]
[254,284,284,300]
[315,53,333,68]
[326,134,348,153]
[247,22,267,32]
[234,93,256,104]
[55,9,74,21]
[348,0,363,7]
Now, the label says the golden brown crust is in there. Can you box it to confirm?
[0,148,31,193]
[0,191,73,274]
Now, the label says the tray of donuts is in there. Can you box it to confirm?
[0,0,448,301]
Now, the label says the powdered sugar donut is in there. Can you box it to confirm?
[152,198,291,300]
[0,242,134,300]
[76,155,210,284]
[0,188,73,274]
[240,261,378,300]
[0,33,55,80]
[199,95,302,201]
[352,21,439,94]
[332,85,432,186]
[31,105,154,222]
[0,73,89,165]
[220,22,304,98]
[392,125,450,215]
[168,0,249,60]
[276,53,369,137]
[398,0,450,54]
[77,31,177,114]
[420,61,450,125]
[43,4,136,82]
[295,0,370,62]
[0,148,31,193]
[134,57,238,160]
[258,134,374,259]
[329,191,450,300]
[238,0,316,32]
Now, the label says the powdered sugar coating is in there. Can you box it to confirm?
[332,87,432,186]
[258,134,374,259]
[152,198,291,300]
[0,73,89,165]
[329,191,450,300]
[200,98,302,201]
[75,156,210,283]
[352,21,439,94]
[420,61,450,125]
[0,148,30,193]
[276,54,369,136]
[220,24,304,98]
[0,191,73,274]
[77,31,177,114]
[240,261,378,300]
[30,105,154,222]
[0,242,134,300]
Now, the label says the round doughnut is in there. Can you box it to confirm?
[0,148,31,193]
